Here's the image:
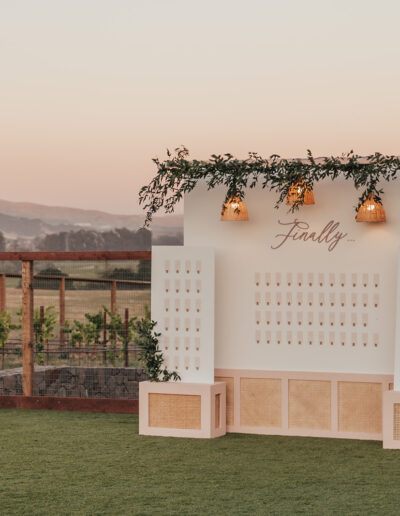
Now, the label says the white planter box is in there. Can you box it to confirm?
[139,381,226,439]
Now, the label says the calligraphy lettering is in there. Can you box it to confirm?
[271,219,348,252]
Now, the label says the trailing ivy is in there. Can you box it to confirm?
[134,317,180,382]
[139,147,400,225]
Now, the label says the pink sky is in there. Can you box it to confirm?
[1,0,399,214]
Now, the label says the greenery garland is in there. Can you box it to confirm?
[139,147,400,225]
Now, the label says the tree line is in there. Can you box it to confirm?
[0,227,183,252]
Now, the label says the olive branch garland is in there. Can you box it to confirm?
[139,147,400,226]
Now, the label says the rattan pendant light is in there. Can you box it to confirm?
[356,194,386,223]
[287,181,315,206]
[221,196,249,221]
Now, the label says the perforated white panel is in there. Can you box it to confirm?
[151,246,214,383]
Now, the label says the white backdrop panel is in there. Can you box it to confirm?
[184,177,400,375]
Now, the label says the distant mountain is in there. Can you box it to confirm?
[0,212,75,239]
[0,199,183,240]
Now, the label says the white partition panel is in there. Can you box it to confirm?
[394,254,400,390]
[151,246,215,383]
[184,178,400,376]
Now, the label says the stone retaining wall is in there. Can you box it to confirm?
[0,366,148,399]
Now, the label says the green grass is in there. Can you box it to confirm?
[1,411,400,515]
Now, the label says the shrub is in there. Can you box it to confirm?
[134,317,180,382]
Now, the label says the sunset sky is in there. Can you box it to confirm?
[1,0,399,214]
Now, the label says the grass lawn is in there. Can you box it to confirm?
[1,411,400,515]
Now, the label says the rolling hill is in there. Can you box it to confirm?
[0,199,183,240]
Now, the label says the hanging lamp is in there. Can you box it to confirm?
[221,196,249,221]
[356,194,386,223]
[287,181,315,206]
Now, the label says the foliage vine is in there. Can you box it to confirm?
[139,147,400,225]
[134,316,181,382]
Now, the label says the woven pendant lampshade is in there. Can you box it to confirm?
[221,196,249,221]
[356,194,386,223]
[287,182,315,206]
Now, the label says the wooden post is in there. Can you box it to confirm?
[110,281,117,315]
[39,306,44,336]
[39,305,44,364]
[110,281,117,364]
[22,260,34,396]
[103,309,107,365]
[124,308,129,368]
[0,274,5,369]
[59,277,65,350]
[0,274,6,313]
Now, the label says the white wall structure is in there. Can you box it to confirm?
[151,246,215,384]
[183,177,400,377]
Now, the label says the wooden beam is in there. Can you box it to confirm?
[0,274,6,312]
[22,261,34,396]
[0,272,151,286]
[111,281,117,315]
[0,251,151,261]
[0,395,139,414]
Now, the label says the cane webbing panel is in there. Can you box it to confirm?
[215,376,234,426]
[148,393,201,429]
[240,378,282,427]
[338,382,382,434]
[288,380,331,430]
[393,404,400,440]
